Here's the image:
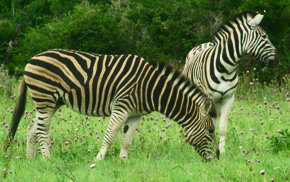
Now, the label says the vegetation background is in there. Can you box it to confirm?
[0,0,289,82]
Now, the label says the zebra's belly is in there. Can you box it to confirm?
[61,90,112,117]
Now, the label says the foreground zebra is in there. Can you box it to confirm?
[183,11,279,153]
[4,49,219,160]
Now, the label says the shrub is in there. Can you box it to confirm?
[0,64,17,96]
[1,0,290,80]
[269,129,290,153]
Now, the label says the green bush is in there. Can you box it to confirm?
[0,19,16,68]
[0,0,289,80]
[0,64,17,96]
[269,129,290,153]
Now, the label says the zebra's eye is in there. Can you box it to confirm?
[209,128,214,134]
[261,34,267,39]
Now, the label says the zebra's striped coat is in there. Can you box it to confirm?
[183,11,279,153]
[5,49,219,160]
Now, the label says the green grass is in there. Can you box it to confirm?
[1,77,290,182]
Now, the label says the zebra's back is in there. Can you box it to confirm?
[24,49,151,117]
[185,42,214,64]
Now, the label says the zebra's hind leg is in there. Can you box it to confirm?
[26,112,39,159]
[120,116,141,158]
[96,112,128,161]
[35,110,54,159]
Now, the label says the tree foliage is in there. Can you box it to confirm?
[0,0,289,82]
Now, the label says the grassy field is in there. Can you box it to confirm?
[1,75,290,182]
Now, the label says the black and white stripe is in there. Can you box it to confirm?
[183,11,279,153]
[5,49,219,160]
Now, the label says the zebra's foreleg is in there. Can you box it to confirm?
[96,112,128,161]
[212,102,221,128]
[218,94,235,153]
[120,116,141,158]
[26,112,39,159]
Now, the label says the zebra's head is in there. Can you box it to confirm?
[245,11,279,67]
[185,98,219,160]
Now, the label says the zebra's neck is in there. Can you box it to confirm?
[212,14,251,74]
[149,64,208,123]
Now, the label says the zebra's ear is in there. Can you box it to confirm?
[248,13,264,27]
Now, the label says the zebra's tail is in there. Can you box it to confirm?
[4,77,27,152]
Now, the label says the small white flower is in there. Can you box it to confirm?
[90,164,96,168]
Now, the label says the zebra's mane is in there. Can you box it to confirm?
[156,61,210,102]
[213,10,258,42]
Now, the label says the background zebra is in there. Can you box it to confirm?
[4,49,219,160]
[183,11,279,153]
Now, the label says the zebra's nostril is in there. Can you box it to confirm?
[266,58,279,68]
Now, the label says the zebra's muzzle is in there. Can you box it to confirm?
[266,49,280,67]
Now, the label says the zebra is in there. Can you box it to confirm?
[4,49,219,160]
[183,11,279,153]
